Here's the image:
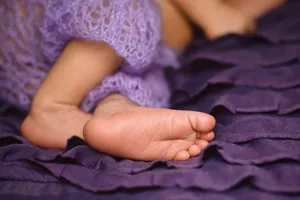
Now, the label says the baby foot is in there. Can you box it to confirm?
[201,4,256,40]
[83,94,215,161]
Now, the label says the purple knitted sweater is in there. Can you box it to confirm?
[0,0,179,112]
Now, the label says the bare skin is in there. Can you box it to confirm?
[84,94,215,161]
[21,39,216,161]
[22,41,121,148]
[225,0,287,20]
[21,0,285,161]
[22,1,215,161]
[173,0,286,40]
[173,0,255,39]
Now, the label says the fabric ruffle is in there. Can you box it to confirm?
[1,1,300,199]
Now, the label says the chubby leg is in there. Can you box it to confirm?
[225,0,287,19]
[84,94,215,161]
[156,0,193,51]
[173,0,256,40]
[21,39,216,161]
[20,40,216,162]
[21,40,122,148]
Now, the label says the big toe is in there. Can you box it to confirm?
[187,112,216,133]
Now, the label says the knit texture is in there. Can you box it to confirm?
[0,0,178,111]
[1,1,300,199]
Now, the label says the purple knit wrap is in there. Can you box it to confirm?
[0,0,179,111]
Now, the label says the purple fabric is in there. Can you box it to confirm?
[0,0,178,111]
[1,1,300,199]
[1,182,299,200]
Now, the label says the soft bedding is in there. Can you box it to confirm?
[1,1,300,199]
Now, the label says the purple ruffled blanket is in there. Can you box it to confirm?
[1,1,300,199]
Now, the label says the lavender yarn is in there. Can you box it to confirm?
[0,0,178,111]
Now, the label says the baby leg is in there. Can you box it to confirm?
[22,39,215,161]
[21,40,122,148]
[225,0,287,19]
[173,0,256,40]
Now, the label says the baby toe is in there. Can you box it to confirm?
[197,140,209,150]
[174,150,190,161]
[200,131,215,141]
[188,144,202,157]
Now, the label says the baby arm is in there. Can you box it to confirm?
[173,0,256,39]
[21,40,122,148]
